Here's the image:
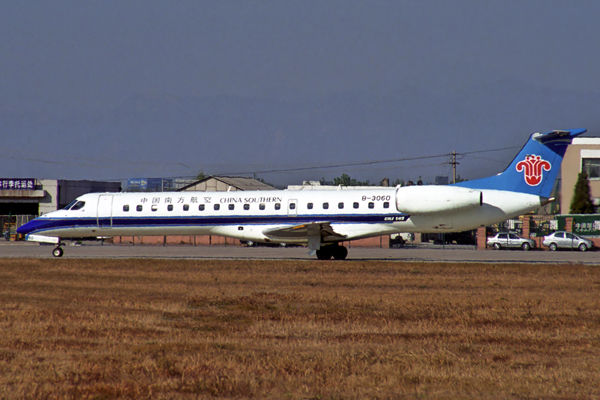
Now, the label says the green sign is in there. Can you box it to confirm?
[556,215,600,236]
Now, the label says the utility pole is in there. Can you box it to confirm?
[451,151,458,184]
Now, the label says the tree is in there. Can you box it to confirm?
[332,174,370,186]
[569,171,595,214]
[196,171,207,181]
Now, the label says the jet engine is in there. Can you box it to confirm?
[395,185,482,214]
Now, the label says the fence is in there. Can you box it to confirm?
[1,215,35,241]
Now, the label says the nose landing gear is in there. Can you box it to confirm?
[52,246,64,258]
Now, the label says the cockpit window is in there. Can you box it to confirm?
[63,200,85,210]
[62,200,78,210]
[70,201,85,210]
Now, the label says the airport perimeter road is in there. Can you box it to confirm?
[1,241,599,264]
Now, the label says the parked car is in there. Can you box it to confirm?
[389,233,414,248]
[542,231,593,252]
[389,234,405,248]
[487,232,535,251]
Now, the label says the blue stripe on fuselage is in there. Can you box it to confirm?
[17,213,411,236]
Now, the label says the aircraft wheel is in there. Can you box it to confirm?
[52,247,64,258]
[316,248,332,260]
[332,246,348,260]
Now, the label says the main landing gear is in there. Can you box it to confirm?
[52,246,64,258]
[316,244,348,260]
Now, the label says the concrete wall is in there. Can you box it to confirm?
[112,235,244,246]
[38,180,59,216]
[37,180,121,215]
[111,235,390,248]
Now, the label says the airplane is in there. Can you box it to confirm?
[17,128,586,259]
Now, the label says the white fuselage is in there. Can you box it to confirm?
[24,186,542,245]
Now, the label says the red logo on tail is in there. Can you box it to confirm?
[516,155,551,186]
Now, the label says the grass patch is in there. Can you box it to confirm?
[1,259,599,398]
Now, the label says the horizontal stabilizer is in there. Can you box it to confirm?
[532,129,585,143]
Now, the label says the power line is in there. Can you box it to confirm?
[216,145,521,176]
[5,144,521,181]
[99,145,524,181]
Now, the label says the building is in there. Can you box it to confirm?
[178,176,277,192]
[560,137,600,213]
[287,181,385,190]
[127,178,173,192]
[0,179,121,216]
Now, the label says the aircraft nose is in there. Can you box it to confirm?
[16,220,35,235]
[17,218,52,235]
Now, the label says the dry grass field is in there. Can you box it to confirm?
[1,258,599,399]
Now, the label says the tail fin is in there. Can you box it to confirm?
[454,129,586,198]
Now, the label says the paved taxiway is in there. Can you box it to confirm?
[1,241,599,264]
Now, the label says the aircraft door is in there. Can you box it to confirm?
[288,199,298,216]
[97,195,114,228]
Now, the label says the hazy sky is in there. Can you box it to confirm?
[3,1,600,112]
[2,1,600,184]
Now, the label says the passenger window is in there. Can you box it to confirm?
[151,205,158,212]
[167,204,173,211]
[183,204,189,211]
[498,233,507,239]
[368,202,374,209]
[259,204,265,210]
[136,205,143,212]
[244,204,250,210]
[509,234,518,239]
[338,202,344,209]
[123,205,129,212]
[290,203,296,210]
[383,202,389,209]
[323,202,329,209]
[566,232,574,239]
[555,232,564,238]
[275,203,281,210]
[353,202,359,209]
[214,204,220,211]
[307,203,313,209]
[229,204,234,211]
[199,204,205,211]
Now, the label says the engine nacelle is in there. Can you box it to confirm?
[395,185,482,214]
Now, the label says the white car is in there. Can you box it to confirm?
[542,231,593,252]
[487,232,535,251]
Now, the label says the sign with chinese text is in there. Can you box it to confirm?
[0,179,36,190]
[557,215,600,236]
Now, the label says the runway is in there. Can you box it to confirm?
[2,241,599,264]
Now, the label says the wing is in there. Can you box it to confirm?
[262,221,346,250]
